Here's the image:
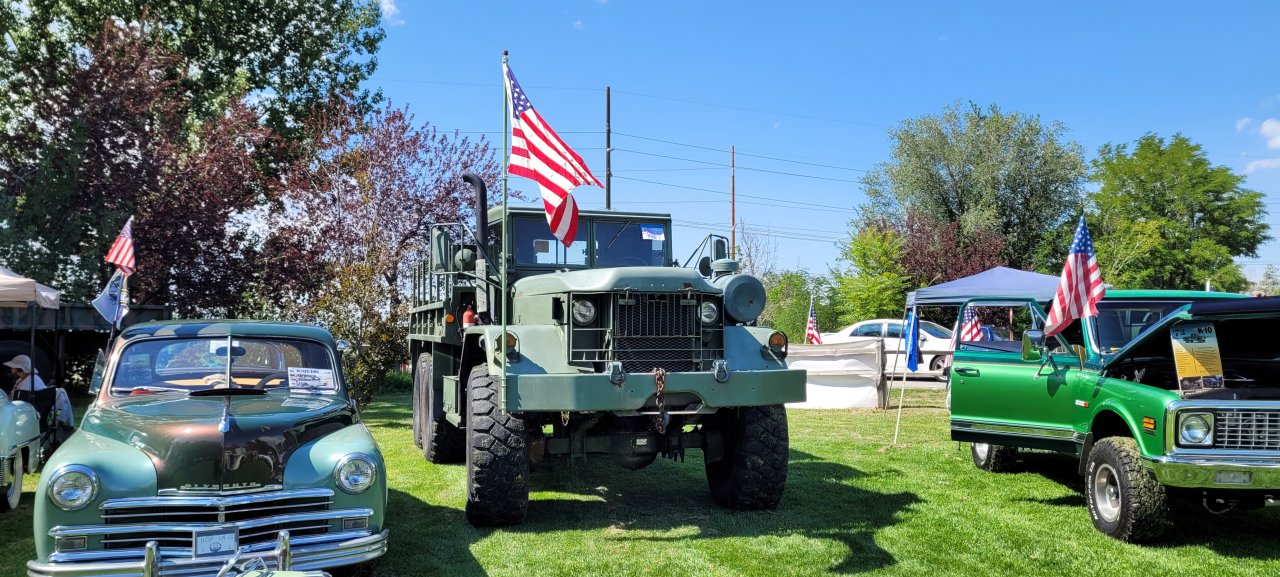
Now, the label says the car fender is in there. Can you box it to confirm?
[1088,400,1163,457]
[283,423,387,531]
[463,325,576,376]
[0,398,39,456]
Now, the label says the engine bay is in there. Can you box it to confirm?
[1103,317,1280,400]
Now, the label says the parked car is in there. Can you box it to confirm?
[950,290,1280,542]
[0,388,40,513]
[822,318,953,374]
[27,320,388,576]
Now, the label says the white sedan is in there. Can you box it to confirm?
[821,318,953,375]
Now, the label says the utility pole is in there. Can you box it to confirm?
[730,145,735,259]
[605,86,611,209]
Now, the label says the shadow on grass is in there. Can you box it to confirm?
[378,489,489,577]
[509,449,919,574]
[1001,448,1280,559]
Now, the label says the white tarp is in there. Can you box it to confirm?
[786,338,884,409]
[0,265,60,309]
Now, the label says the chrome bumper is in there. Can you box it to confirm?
[27,529,388,577]
[1145,453,1280,489]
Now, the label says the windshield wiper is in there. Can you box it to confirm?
[604,220,636,251]
[111,386,184,393]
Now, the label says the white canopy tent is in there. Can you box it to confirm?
[0,265,61,309]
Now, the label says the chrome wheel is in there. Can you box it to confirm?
[1,451,22,511]
[973,443,989,462]
[1093,462,1122,523]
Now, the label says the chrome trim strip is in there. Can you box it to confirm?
[49,507,373,537]
[101,488,334,510]
[1145,454,1280,489]
[156,485,285,497]
[952,419,1076,439]
[1168,400,1280,411]
[1165,403,1280,454]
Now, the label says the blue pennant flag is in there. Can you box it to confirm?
[904,308,921,372]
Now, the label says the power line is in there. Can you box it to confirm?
[613,132,870,173]
[614,149,862,183]
[613,175,856,213]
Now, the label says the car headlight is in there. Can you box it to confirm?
[699,301,719,324]
[1178,413,1214,446]
[48,465,98,511]
[571,298,597,325]
[334,453,377,494]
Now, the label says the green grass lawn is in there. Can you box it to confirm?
[2,390,1278,576]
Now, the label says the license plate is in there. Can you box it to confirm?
[1214,470,1252,485]
[193,529,237,557]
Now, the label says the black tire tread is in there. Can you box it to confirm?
[706,405,789,510]
[1086,436,1169,542]
[464,364,529,527]
[972,443,1018,472]
[416,354,464,464]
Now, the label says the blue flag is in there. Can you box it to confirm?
[92,270,129,329]
[904,308,920,372]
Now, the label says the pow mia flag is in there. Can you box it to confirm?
[92,270,130,329]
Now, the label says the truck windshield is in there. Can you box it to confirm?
[1093,300,1193,353]
[109,337,339,396]
[512,218,587,266]
[595,221,667,267]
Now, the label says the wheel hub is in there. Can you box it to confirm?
[1093,463,1122,523]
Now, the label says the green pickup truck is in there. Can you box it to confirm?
[950,290,1280,542]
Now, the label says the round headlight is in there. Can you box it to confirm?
[1180,414,1212,445]
[334,454,377,494]
[699,301,719,324]
[571,298,597,325]
[48,465,98,511]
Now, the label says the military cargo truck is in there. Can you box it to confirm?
[408,174,806,526]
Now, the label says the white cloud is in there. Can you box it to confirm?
[1262,118,1280,149]
[772,122,782,129]
[1236,117,1254,132]
[380,0,404,26]
[573,20,586,30]
[1245,157,1280,173]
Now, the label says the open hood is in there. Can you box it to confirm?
[1101,296,1280,371]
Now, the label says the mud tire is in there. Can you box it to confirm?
[704,405,789,510]
[464,364,529,527]
[1085,436,1169,542]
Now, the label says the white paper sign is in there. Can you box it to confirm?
[287,367,337,394]
[281,396,331,410]
[640,225,666,241]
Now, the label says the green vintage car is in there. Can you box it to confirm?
[27,321,388,576]
[951,290,1280,542]
[0,387,40,512]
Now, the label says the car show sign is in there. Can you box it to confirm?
[1170,322,1224,393]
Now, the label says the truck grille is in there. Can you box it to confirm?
[1213,410,1280,450]
[569,292,723,373]
[98,489,334,550]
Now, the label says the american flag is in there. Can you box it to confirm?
[959,306,983,342]
[1044,216,1105,337]
[504,60,602,247]
[805,295,823,344]
[104,216,136,275]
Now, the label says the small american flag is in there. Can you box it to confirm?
[805,295,823,344]
[504,60,602,247]
[959,306,983,342]
[105,216,136,275]
[1045,216,1106,337]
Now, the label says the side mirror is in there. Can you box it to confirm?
[1021,329,1045,362]
[88,349,107,395]
[713,238,729,261]
[697,256,712,278]
[430,228,454,272]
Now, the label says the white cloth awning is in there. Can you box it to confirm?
[0,265,61,309]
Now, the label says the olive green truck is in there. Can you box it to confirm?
[407,174,806,526]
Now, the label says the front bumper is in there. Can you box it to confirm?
[1145,453,1280,489]
[503,368,807,412]
[27,529,388,577]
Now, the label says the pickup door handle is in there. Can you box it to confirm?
[953,367,980,377]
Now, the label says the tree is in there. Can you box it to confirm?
[898,210,1005,288]
[735,218,778,278]
[1089,134,1268,292]
[1250,265,1280,296]
[263,99,502,405]
[758,270,839,340]
[860,101,1087,270]
[833,226,909,325]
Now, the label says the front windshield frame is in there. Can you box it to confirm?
[1090,300,1195,357]
[510,215,672,268]
[103,335,344,398]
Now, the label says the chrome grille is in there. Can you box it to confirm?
[99,489,333,550]
[1213,410,1280,450]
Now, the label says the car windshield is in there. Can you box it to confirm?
[1093,300,1194,354]
[920,321,951,339]
[109,337,339,396]
[594,221,668,267]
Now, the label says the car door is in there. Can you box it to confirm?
[883,321,907,373]
[949,299,1078,452]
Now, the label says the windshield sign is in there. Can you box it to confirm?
[595,221,667,267]
[110,337,338,396]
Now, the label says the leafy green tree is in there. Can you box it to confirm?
[1089,134,1268,292]
[1250,265,1280,296]
[759,270,839,341]
[833,227,909,325]
[860,101,1087,270]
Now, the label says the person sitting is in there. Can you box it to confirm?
[5,354,46,398]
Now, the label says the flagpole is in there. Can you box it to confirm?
[501,51,510,389]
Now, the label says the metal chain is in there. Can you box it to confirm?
[652,367,668,434]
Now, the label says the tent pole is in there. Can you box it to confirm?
[890,306,910,446]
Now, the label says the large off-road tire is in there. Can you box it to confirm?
[971,442,1018,472]
[0,450,23,512]
[464,364,529,527]
[415,354,463,464]
[1085,436,1169,542]
[704,404,789,510]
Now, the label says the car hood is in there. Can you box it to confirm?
[1101,296,1280,371]
[82,390,355,492]
[514,266,719,296]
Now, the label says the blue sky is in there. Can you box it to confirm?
[371,1,1280,282]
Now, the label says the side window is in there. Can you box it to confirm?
[957,304,1035,353]
[512,218,587,266]
[885,323,904,339]
[853,324,883,337]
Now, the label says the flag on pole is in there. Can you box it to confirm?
[805,295,823,344]
[105,216,136,274]
[503,61,602,247]
[1045,216,1106,337]
[92,270,130,329]
[959,306,983,342]
[904,308,921,372]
